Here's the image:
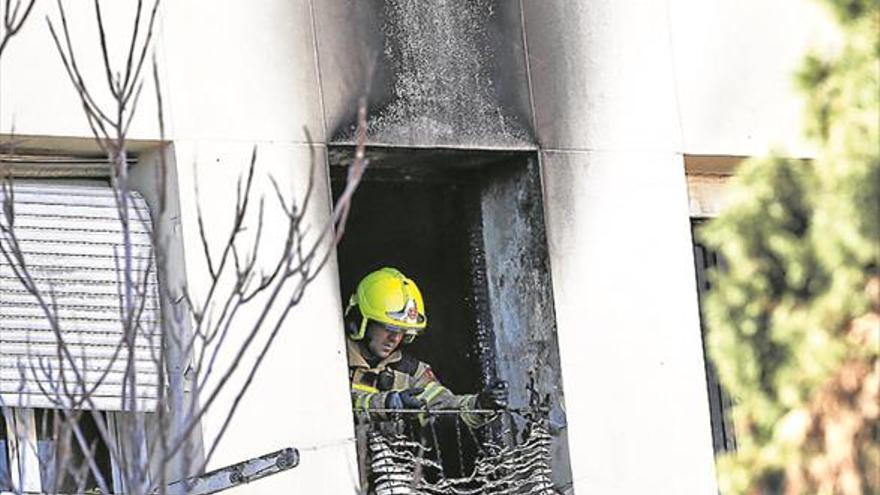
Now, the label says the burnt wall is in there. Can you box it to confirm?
[480,157,571,486]
[314,0,533,148]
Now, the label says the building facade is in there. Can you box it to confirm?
[0,0,839,493]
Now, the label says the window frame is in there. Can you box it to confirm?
[0,153,158,494]
[686,157,739,455]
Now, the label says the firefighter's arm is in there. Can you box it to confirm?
[351,383,390,416]
[459,380,509,428]
[457,394,488,429]
[351,383,425,415]
[410,364,492,428]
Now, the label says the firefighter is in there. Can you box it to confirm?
[345,267,508,428]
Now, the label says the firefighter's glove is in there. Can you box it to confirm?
[477,380,509,410]
[386,387,425,410]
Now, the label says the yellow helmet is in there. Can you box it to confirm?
[345,267,427,342]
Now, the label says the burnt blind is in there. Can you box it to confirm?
[0,182,161,411]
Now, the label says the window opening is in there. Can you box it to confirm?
[331,147,571,491]
[1,150,171,493]
[34,409,114,494]
[0,411,10,491]
[335,163,485,481]
[692,220,737,453]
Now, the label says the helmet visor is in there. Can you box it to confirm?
[382,323,422,337]
[382,323,408,334]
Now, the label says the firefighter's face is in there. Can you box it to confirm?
[365,322,405,359]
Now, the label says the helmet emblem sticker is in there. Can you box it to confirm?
[387,298,422,325]
[405,299,418,323]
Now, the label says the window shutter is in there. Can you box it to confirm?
[1,182,161,412]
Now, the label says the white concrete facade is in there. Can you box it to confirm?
[0,1,838,494]
[525,3,718,491]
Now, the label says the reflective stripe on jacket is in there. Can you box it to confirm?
[347,337,483,427]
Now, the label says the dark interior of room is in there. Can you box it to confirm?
[329,146,568,483]
[330,147,527,478]
[333,178,484,396]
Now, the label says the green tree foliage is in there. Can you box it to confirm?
[701,1,879,493]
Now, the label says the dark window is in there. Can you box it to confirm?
[0,411,10,490]
[333,151,488,478]
[692,221,737,453]
[34,409,114,493]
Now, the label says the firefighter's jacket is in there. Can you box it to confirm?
[347,338,485,428]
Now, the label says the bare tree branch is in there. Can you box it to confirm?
[0,0,36,57]
[2,0,375,492]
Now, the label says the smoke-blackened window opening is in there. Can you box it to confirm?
[331,146,571,490]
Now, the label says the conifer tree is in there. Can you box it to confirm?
[702,1,879,493]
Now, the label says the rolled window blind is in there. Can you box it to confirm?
[0,182,161,411]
